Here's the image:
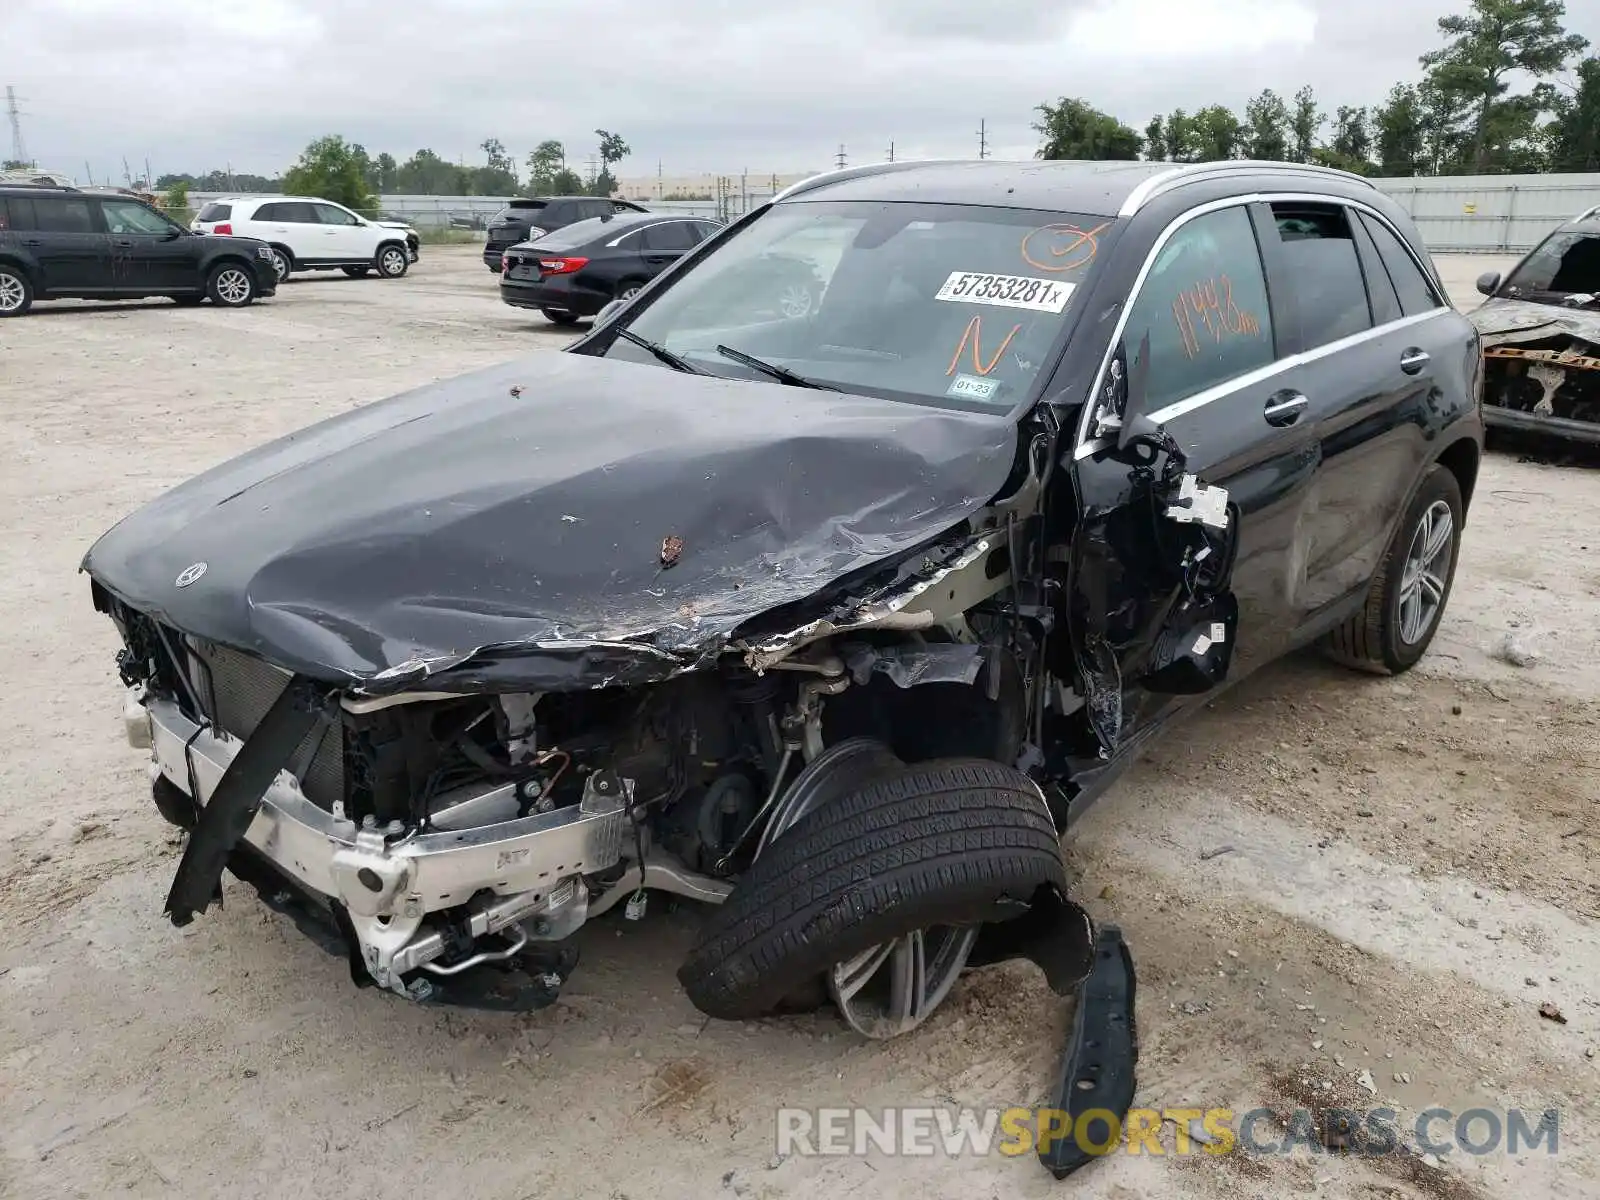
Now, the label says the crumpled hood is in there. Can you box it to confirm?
[83,352,1018,693]
[1470,297,1600,344]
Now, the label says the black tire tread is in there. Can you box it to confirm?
[679,758,1064,1020]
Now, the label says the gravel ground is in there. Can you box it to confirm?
[1,249,1596,1200]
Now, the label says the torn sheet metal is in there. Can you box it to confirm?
[81,353,1018,695]
[1469,298,1600,347]
[840,640,985,688]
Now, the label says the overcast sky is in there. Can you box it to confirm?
[9,0,1599,184]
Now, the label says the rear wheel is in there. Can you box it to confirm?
[678,741,1066,1037]
[541,308,582,327]
[206,263,257,308]
[376,244,409,278]
[341,265,370,278]
[615,279,646,302]
[1324,464,1463,674]
[0,267,34,316]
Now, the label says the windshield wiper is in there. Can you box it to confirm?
[613,327,704,374]
[715,344,838,391]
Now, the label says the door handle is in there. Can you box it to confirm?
[114,239,133,247]
[23,238,43,246]
[1264,389,1308,426]
[1400,347,1430,375]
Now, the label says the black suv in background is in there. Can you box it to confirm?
[0,185,278,316]
[483,195,650,271]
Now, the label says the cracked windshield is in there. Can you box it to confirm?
[604,201,1111,409]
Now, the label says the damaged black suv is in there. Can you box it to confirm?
[84,159,1482,1039]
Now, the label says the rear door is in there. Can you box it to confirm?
[1268,201,1458,624]
[640,220,697,272]
[271,201,322,262]
[99,198,197,291]
[1068,200,1316,754]
[22,195,104,291]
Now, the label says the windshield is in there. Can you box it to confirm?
[602,200,1112,411]
[1502,229,1600,303]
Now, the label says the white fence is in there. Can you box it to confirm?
[185,172,1600,251]
[1368,174,1600,253]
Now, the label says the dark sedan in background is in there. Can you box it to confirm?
[483,196,650,272]
[500,212,721,325]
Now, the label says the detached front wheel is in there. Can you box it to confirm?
[1325,464,1463,674]
[679,741,1067,1038]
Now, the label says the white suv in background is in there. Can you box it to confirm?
[191,196,417,283]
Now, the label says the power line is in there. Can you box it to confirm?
[6,85,29,167]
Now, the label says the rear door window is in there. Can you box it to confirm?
[1119,205,1276,411]
[1357,212,1443,316]
[1349,214,1402,325]
[32,197,96,233]
[1270,203,1373,348]
[196,202,231,222]
[642,222,696,252]
[3,197,35,230]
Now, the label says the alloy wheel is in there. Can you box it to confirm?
[1397,499,1453,646]
[381,248,406,275]
[777,284,813,319]
[755,739,977,1040]
[215,269,252,305]
[271,250,290,281]
[0,272,24,313]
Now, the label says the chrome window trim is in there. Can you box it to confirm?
[1072,191,1451,460]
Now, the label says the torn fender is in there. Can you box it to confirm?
[82,353,1021,694]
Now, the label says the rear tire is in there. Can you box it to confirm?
[615,279,646,302]
[268,247,292,282]
[1323,464,1463,675]
[376,244,409,278]
[341,265,370,278]
[678,756,1065,1025]
[0,266,33,317]
[542,308,582,327]
[206,263,257,308]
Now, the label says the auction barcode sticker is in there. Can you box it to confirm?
[934,271,1074,313]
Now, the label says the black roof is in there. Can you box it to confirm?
[776,158,1379,218]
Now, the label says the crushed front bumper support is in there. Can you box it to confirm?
[141,692,628,992]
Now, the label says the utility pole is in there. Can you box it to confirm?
[835,144,847,170]
[5,86,29,167]
[84,160,93,186]
[122,156,133,187]
[656,158,662,199]
[977,119,989,160]
[887,140,895,162]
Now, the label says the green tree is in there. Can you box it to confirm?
[526,139,566,193]
[475,138,519,193]
[1191,105,1243,160]
[1033,98,1142,160]
[1420,0,1589,172]
[551,167,585,194]
[282,135,375,210]
[1374,84,1426,174]
[374,153,397,192]
[1549,56,1600,170]
[162,179,192,223]
[1243,89,1291,160]
[1164,109,1200,162]
[393,149,468,194]
[1418,79,1473,173]
[1290,86,1324,163]
[1331,105,1373,164]
[1144,115,1168,161]
[589,129,631,196]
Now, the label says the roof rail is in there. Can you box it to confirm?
[773,159,972,203]
[1118,159,1377,217]
[1575,204,1600,223]
[0,180,80,192]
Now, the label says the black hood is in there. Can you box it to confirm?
[83,353,1018,694]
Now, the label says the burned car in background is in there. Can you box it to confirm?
[83,159,1482,1039]
[1471,205,1600,444]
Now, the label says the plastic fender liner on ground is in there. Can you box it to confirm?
[1038,924,1139,1180]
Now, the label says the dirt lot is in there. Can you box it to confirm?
[1,248,1596,1200]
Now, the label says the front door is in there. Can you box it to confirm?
[312,202,373,261]
[1067,201,1317,756]
[99,198,197,291]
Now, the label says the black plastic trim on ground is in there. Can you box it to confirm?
[1038,923,1139,1180]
